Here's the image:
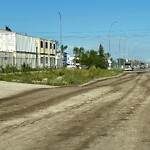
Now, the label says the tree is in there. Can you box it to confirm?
[81,50,101,68]
[61,44,68,54]
[73,46,79,58]
[105,52,111,59]
[98,44,109,68]
[99,44,105,57]
[78,47,85,62]
[73,46,85,63]
[73,44,109,69]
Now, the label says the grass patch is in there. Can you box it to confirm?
[0,68,123,86]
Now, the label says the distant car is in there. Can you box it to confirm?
[140,63,145,69]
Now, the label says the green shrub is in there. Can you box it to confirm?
[21,63,32,72]
[0,65,18,73]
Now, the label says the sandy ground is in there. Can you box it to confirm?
[0,81,53,99]
[0,71,150,150]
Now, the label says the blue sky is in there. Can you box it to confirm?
[1,0,150,61]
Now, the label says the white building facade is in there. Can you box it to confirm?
[0,29,57,68]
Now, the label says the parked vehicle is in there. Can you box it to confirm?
[124,62,134,71]
[140,62,145,69]
[66,64,76,69]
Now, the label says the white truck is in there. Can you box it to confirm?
[124,62,134,71]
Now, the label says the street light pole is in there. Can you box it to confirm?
[58,12,63,68]
[118,35,122,68]
[118,34,126,68]
[123,37,130,64]
[108,21,117,54]
[108,21,117,69]
[58,12,62,52]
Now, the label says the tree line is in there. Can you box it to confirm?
[73,44,110,69]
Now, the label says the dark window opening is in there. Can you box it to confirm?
[45,42,48,48]
[53,44,56,49]
[41,41,43,48]
[41,57,43,64]
[46,57,48,64]
[50,43,52,49]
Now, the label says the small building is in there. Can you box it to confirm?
[63,52,75,66]
[0,29,57,68]
[36,38,56,68]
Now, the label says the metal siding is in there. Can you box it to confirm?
[0,32,16,52]
[16,34,36,53]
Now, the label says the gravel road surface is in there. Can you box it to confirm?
[0,71,150,150]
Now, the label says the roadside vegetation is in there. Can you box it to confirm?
[0,44,123,86]
[73,44,110,69]
[0,65,123,86]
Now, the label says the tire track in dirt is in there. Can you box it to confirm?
[0,73,147,150]
[30,74,143,150]
[0,73,141,139]
[0,73,138,121]
[0,83,124,135]
[72,73,150,150]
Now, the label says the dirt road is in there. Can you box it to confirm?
[0,71,150,150]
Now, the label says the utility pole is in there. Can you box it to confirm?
[58,12,62,52]
[58,12,63,67]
